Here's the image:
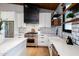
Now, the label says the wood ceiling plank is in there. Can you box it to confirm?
[12,3,59,10]
[25,3,59,10]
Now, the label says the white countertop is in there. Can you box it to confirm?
[49,36,79,56]
[0,38,27,56]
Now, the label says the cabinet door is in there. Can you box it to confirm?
[44,13,51,27]
[1,12,15,21]
[39,13,51,27]
[38,35,48,46]
[39,13,45,27]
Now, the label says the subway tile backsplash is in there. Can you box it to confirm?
[39,26,62,37]
[76,41,79,45]
[72,24,79,45]
[39,27,56,35]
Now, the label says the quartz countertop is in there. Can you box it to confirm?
[49,36,79,56]
[0,38,27,56]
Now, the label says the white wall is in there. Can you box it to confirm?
[39,13,51,27]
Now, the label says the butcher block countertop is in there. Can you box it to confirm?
[49,36,79,56]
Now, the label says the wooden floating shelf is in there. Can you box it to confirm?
[60,3,79,25]
[72,19,79,24]
[63,18,79,24]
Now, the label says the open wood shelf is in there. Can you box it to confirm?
[63,18,79,24]
[72,18,79,24]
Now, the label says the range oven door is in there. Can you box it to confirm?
[27,38,36,46]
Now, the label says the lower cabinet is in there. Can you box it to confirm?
[38,34,48,46]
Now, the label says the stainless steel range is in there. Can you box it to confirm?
[24,32,38,47]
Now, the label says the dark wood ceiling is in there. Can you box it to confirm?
[13,3,59,10]
[25,3,59,10]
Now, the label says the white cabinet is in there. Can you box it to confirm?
[0,38,26,56]
[38,34,48,46]
[4,41,26,56]
[39,13,51,27]
[16,13,24,27]
[1,11,15,21]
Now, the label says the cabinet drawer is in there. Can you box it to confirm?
[38,39,48,46]
[38,38,48,43]
[38,42,48,46]
[39,40,47,43]
[38,35,48,46]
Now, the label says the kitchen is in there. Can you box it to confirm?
[0,3,79,56]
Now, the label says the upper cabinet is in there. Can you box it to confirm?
[1,11,15,21]
[39,13,51,27]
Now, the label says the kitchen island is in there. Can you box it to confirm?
[0,38,27,56]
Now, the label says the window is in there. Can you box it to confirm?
[62,5,72,33]
[63,13,72,33]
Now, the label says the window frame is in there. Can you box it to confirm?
[62,14,72,33]
[62,6,72,33]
